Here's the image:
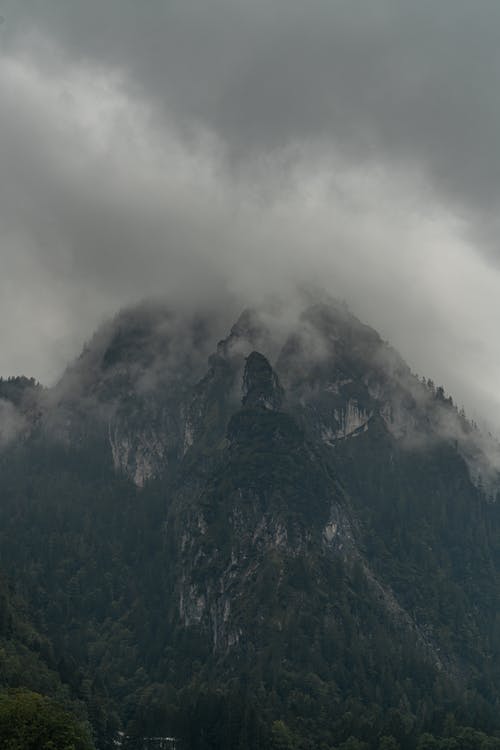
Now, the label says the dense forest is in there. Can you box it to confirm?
[1,301,500,749]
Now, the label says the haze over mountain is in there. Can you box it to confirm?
[1,2,500,429]
[1,295,500,748]
[3,3,500,748]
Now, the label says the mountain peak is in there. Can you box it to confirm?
[2,295,500,748]
[242,351,284,411]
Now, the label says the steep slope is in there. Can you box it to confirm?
[0,296,500,749]
[0,572,95,747]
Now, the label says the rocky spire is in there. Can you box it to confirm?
[242,351,284,411]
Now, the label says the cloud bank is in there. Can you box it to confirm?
[1,1,500,428]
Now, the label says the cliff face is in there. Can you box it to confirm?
[1,296,500,747]
[24,298,496,495]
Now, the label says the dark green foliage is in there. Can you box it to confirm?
[2,400,500,749]
[1,304,500,749]
[0,688,94,750]
[0,571,83,707]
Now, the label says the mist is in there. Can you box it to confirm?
[1,2,500,429]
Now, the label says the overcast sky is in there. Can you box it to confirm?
[1,1,500,426]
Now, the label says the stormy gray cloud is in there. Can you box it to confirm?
[1,1,500,427]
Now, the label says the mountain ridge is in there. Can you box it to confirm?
[1,296,500,748]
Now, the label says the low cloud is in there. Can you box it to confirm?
[0,398,26,447]
[1,3,500,431]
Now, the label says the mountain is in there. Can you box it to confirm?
[1,295,500,749]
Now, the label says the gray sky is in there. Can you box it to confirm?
[1,1,500,426]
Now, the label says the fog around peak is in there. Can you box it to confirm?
[1,2,500,429]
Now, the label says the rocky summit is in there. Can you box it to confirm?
[1,296,500,750]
